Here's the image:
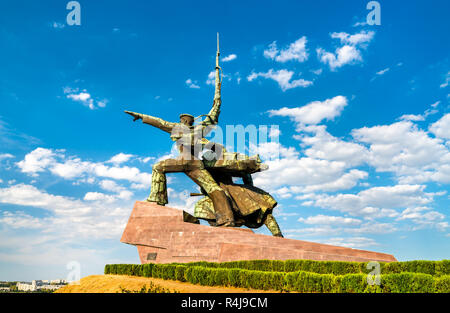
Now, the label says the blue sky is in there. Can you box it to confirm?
[0,0,449,281]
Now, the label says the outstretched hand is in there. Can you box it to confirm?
[124,110,143,122]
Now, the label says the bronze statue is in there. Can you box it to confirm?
[125,34,283,237]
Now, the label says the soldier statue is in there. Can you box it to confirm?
[125,34,283,237]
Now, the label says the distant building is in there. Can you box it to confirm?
[16,279,67,292]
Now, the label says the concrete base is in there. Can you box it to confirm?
[121,201,397,264]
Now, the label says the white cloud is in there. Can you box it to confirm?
[440,71,450,88]
[130,183,146,190]
[222,54,237,62]
[430,101,440,108]
[84,191,117,203]
[398,106,437,122]
[139,156,154,163]
[0,183,131,239]
[51,22,65,29]
[167,188,198,215]
[97,99,108,108]
[99,179,124,193]
[251,125,368,194]
[295,124,368,166]
[317,31,375,70]
[50,158,91,179]
[16,148,59,176]
[206,71,231,85]
[269,128,281,139]
[352,120,450,183]
[284,221,396,238]
[399,114,425,122]
[84,189,132,203]
[273,187,292,199]
[397,206,448,231]
[330,31,375,46]
[247,69,312,91]
[67,92,93,107]
[63,87,107,110]
[264,99,449,238]
[263,36,309,63]
[429,113,450,140]
[290,169,368,193]
[302,184,430,218]
[352,21,368,27]
[253,154,358,191]
[185,78,200,89]
[317,45,362,70]
[206,71,215,85]
[298,214,362,226]
[107,153,134,165]
[268,95,348,125]
[17,148,152,185]
[376,68,390,76]
[322,237,378,248]
[0,183,92,216]
[0,211,47,229]
[0,153,14,161]
[250,141,299,161]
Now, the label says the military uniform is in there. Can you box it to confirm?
[141,93,235,226]
[125,34,283,236]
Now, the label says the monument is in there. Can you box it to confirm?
[121,35,397,264]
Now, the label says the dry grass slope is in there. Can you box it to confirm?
[56,275,277,293]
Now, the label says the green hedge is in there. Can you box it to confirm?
[183,259,450,276]
[104,263,450,293]
[434,275,450,293]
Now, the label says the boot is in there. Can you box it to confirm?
[209,190,235,226]
[264,213,283,237]
[147,169,168,206]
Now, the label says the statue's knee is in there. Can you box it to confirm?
[152,161,165,172]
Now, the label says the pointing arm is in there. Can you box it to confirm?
[125,110,176,133]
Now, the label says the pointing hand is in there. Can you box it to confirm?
[125,110,143,122]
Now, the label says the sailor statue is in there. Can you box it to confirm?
[125,34,283,237]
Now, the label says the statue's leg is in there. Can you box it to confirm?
[264,213,283,237]
[185,168,235,227]
[147,161,168,206]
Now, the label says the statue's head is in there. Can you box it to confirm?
[179,113,194,126]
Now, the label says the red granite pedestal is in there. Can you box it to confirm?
[121,201,397,264]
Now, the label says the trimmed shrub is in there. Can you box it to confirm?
[174,265,187,282]
[185,266,211,286]
[381,273,435,293]
[436,260,450,276]
[183,259,449,277]
[143,264,153,277]
[338,274,367,293]
[210,268,229,286]
[104,261,449,293]
[434,275,450,293]
[227,268,242,288]
[284,271,336,293]
[242,270,285,291]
